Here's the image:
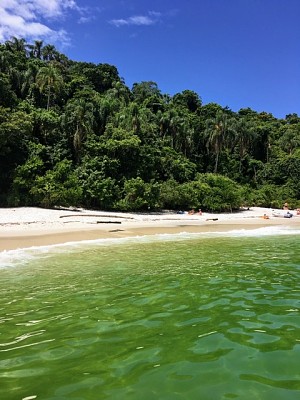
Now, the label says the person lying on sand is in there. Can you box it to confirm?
[261,214,269,219]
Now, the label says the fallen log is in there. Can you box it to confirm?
[97,221,122,224]
[59,214,132,219]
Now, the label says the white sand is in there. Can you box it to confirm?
[0,206,299,251]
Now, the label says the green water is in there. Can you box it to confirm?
[0,234,300,400]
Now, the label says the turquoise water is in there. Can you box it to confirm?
[0,228,300,400]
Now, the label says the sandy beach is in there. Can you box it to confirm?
[0,206,299,252]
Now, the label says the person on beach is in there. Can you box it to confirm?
[283,202,289,210]
[261,214,269,219]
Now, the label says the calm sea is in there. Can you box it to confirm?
[0,226,300,400]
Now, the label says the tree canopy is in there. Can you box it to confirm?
[0,38,299,211]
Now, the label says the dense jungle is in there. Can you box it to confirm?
[1,38,299,212]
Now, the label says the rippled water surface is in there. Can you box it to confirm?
[0,233,300,399]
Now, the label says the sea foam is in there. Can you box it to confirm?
[1,225,299,269]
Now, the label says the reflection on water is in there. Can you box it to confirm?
[0,235,300,399]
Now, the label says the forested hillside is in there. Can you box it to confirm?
[1,38,299,211]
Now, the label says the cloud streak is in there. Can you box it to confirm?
[0,0,81,44]
[109,11,162,28]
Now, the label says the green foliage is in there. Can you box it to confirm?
[30,160,82,208]
[0,107,33,204]
[173,90,202,112]
[116,178,160,211]
[0,107,33,156]
[0,73,17,107]
[36,63,64,110]
[249,184,299,209]
[10,143,46,205]
[63,97,95,162]
[160,148,197,182]
[132,81,161,103]
[159,174,242,212]
[33,108,61,145]
[72,62,120,93]
[159,180,199,210]
[0,38,299,210]
[76,156,120,209]
[196,174,243,212]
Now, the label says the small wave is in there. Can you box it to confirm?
[218,226,300,237]
[0,338,55,353]
[0,226,299,269]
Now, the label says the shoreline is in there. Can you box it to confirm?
[1,207,300,252]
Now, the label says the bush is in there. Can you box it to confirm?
[195,173,243,212]
[115,178,160,211]
[29,160,82,208]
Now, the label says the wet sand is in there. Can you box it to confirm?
[1,206,299,251]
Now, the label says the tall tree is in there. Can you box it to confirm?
[36,63,63,110]
[27,40,44,59]
[63,98,95,161]
[5,37,27,54]
[205,110,230,173]
[21,58,43,100]
[234,117,256,172]
[173,90,202,112]
[42,44,60,61]
[278,124,300,155]
[132,81,161,103]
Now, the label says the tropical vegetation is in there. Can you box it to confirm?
[1,38,299,212]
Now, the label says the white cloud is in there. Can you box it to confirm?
[78,15,95,25]
[148,11,162,18]
[129,16,155,25]
[0,0,81,44]
[109,19,128,28]
[109,11,161,28]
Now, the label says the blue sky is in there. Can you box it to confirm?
[1,0,299,119]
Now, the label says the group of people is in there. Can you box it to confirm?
[283,203,296,218]
[188,209,202,215]
[269,203,300,219]
[182,204,299,219]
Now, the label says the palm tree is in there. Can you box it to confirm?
[21,59,42,98]
[129,102,140,134]
[63,98,95,161]
[205,110,229,173]
[8,66,24,97]
[158,111,170,140]
[106,81,131,105]
[278,125,300,155]
[0,48,11,72]
[168,110,182,149]
[36,63,63,110]
[27,40,44,59]
[42,44,57,61]
[5,37,27,54]
[180,117,195,157]
[234,117,256,172]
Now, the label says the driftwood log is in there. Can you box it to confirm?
[59,214,132,219]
